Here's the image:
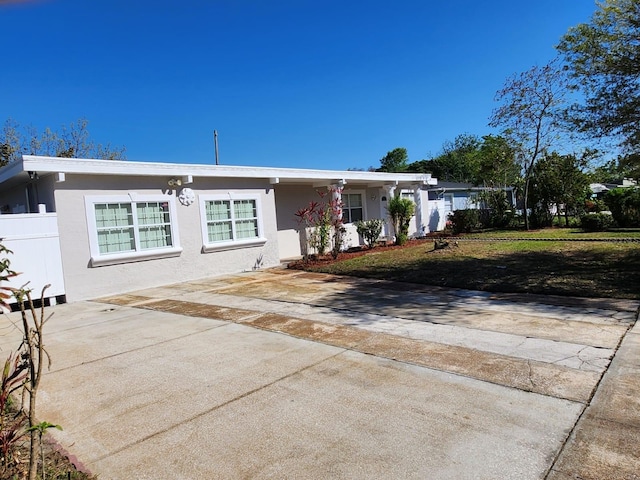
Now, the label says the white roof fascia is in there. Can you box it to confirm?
[18,156,437,185]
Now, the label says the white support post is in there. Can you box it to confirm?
[330,184,343,223]
[383,183,398,242]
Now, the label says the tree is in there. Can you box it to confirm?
[406,134,480,182]
[0,118,126,167]
[529,152,591,227]
[604,187,640,227]
[557,0,640,176]
[406,134,520,187]
[589,157,638,184]
[489,60,569,230]
[476,134,520,187]
[378,147,408,172]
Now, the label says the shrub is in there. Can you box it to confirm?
[580,212,613,232]
[449,209,481,234]
[604,187,640,227]
[476,190,514,228]
[355,219,384,248]
[387,196,415,245]
[585,198,607,213]
[295,187,344,258]
[395,233,409,245]
[529,203,554,229]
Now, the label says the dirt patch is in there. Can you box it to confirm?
[1,407,95,479]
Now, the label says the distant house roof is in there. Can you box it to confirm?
[590,179,638,194]
[425,181,514,192]
[0,155,438,190]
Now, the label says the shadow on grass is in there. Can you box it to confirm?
[306,247,640,300]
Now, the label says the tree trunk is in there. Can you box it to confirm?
[523,177,531,230]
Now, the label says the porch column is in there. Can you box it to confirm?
[383,183,397,242]
[330,183,343,223]
[413,187,425,237]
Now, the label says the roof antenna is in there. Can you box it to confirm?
[213,130,219,165]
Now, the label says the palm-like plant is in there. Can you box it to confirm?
[387,196,415,245]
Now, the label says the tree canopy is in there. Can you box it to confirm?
[529,152,591,227]
[557,0,640,176]
[406,134,519,187]
[377,147,409,172]
[0,118,126,167]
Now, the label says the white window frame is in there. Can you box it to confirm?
[467,192,479,209]
[341,190,366,224]
[400,189,416,200]
[199,193,267,252]
[85,194,182,267]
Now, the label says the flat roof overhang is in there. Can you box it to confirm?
[0,156,437,190]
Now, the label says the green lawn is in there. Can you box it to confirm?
[294,231,640,299]
[463,228,640,239]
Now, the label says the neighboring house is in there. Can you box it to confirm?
[0,156,436,302]
[425,182,516,231]
[590,178,638,199]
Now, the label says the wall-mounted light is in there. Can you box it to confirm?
[371,194,377,201]
[168,178,182,188]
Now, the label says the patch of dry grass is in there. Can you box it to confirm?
[294,236,640,299]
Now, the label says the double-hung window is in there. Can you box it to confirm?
[200,194,266,251]
[342,193,364,224]
[85,195,182,266]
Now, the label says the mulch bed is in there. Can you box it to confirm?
[287,238,434,269]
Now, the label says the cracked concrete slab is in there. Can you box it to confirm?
[1,269,637,479]
[547,330,640,480]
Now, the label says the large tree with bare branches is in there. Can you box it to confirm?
[0,118,126,167]
[489,60,569,230]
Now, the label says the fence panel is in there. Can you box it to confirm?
[0,213,65,304]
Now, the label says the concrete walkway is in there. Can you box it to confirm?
[0,269,638,479]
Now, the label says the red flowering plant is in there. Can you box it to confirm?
[295,186,346,260]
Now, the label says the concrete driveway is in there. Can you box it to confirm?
[1,268,638,479]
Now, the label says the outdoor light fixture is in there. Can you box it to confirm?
[167,178,182,188]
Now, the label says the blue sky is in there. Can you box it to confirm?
[1,0,597,170]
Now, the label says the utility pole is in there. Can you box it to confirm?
[213,130,219,165]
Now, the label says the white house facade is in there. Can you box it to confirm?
[0,156,436,302]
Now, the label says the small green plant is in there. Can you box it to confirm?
[355,219,384,248]
[0,353,28,473]
[387,196,415,245]
[0,244,18,313]
[580,212,614,232]
[28,421,62,480]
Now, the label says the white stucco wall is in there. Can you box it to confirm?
[274,184,393,258]
[273,184,433,256]
[54,174,280,301]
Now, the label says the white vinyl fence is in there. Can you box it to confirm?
[0,211,65,304]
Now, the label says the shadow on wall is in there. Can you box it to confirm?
[429,209,441,232]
